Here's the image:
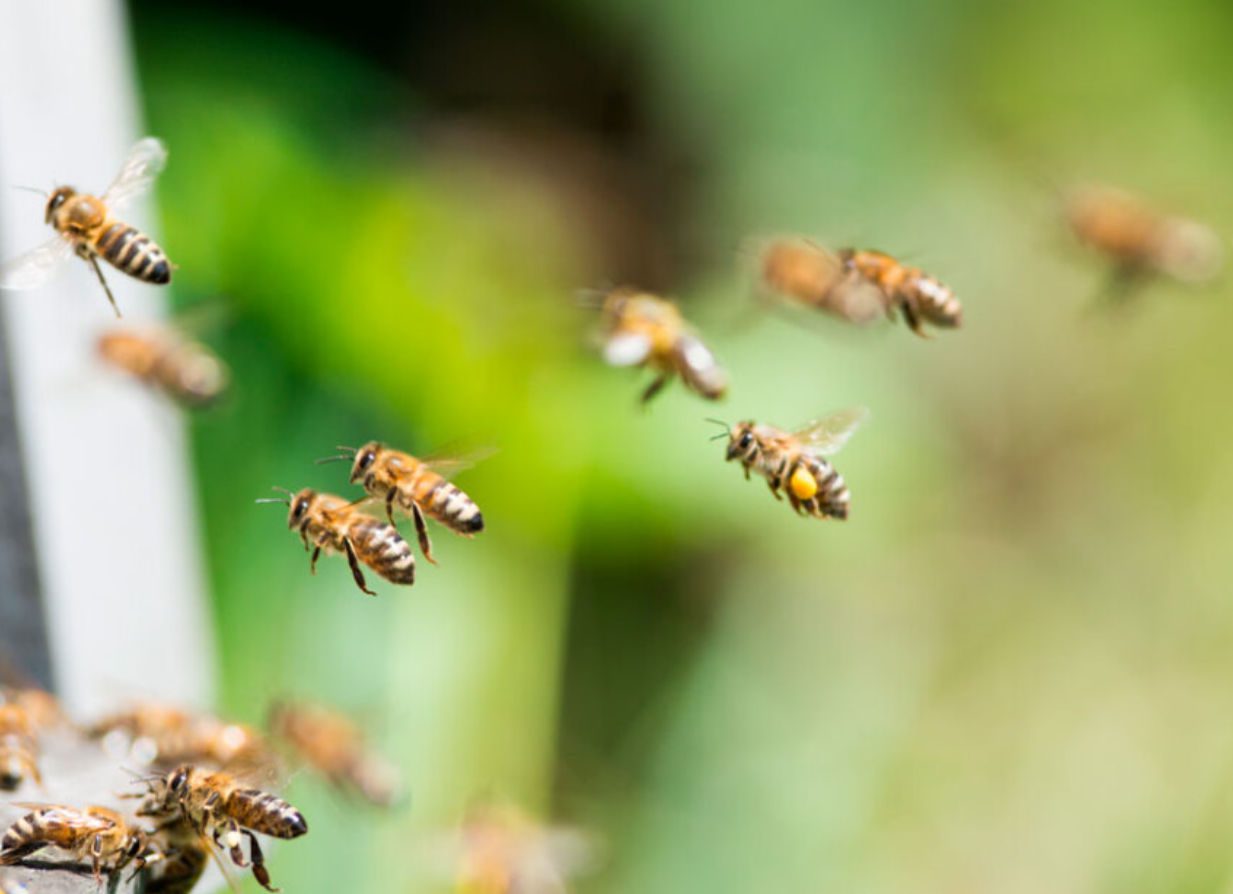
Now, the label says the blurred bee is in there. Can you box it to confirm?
[596,287,728,403]
[145,818,208,894]
[97,327,229,408]
[321,442,486,565]
[0,138,172,316]
[88,703,271,770]
[139,764,307,892]
[0,805,158,883]
[452,801,595,894]
[756,238,962,337]
[2,687,62,732]
[0,704,40,792]
[269,700,403,808]
[1064,184,1223,289]
[714,407,868,520]
[259,487,415,595]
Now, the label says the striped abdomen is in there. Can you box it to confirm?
[791,456,850,520]
[94,221,171,284]
[1,808,107,861]
[347,517,416,585]
[225,789,308,840]
[903,274,962,328]
[411,474,484,535]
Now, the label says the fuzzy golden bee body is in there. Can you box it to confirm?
[718,408,867,520]
[97,328,229,407]
[757,238,961,336]
[88,703,269,770]
[0,704,40,792]
[141,765,307,892]
[598,288,728,403]
[341,441,484,565]
[0,139,172,316]
[1064,184,1223,286]
[269,700,402,807]
[273,488,416,595]
[0,806,155,881]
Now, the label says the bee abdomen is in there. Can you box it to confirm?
[1,811,49,859]
[97,222,171,284]
[799,458,850,520]
[228,790,308,839]
[421,479,484,535]
[352,519,416,584]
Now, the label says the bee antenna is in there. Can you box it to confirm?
[704,417,730,430]
[574,286,611,309]
[314,454,352,465]
[255,486,293,507]
[11,185,47,197]
[334,445,357,454]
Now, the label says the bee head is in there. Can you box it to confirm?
[167,765,191,797]
[725,422,759,463]
[349,442,381,484]
[288,489,316,529]
[44,186,74,224]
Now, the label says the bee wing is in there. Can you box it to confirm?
[421,446,499,478]
[602,331,653,367]
[673,332,727,393]
[793,407,869,456]
[101,137,168,211]
[0,236,73,290]
[827,273,891,324]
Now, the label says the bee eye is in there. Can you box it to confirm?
[293,498,309,519]
[359,450,375,470]
[739,433,754,449]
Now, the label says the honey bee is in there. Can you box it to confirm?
[259,487,415,595]
[0,139,172,317]
[453,802,595,894]
[715,407,868,520]
[0,704,40,792]
[0,805,158,883]
[97,327,229,408]
[321,442,485,565]
[756,238,962,336]
[88,703,270,770]
[1063,184,1223,287]
[144,818,208,894]
[597,287,728,403]
[268,700,403,808]
[139,765,307,892]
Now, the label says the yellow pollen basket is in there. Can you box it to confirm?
[789,465,818,500]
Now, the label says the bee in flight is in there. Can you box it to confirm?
[0,805,159,883]
[595,287,728,403]
[138,764,307,893]
[756,238,962,337]
[0,138,172,317]
[318,442,485,565]
[1063,184,1223,294]
[97,326,229,408]
[269,700,403,808]
[259,487,416,595]
[87,702,271,770]
[714,407,868,520]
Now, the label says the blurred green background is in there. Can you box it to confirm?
[127,0,1233,891]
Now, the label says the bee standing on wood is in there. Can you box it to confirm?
[269,700,403,807]
[596,287,728,403]
[139,764,307,893]
[756,238,962,336]
[97,327,229,407]
[0,805,158,883]
[1063,184,1223,292]
[715,408,867,520]
[0,138,173,316]
[319,441,485,565]
[260,487,416,595]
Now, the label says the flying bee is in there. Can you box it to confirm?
[714,407,868,520]
[596,287,728,403]
[0,805,158,883]
[97,327,229,408]
[88,703,271,771]
[0,704,40,792]
[268,700,403,808]
[259,487,415,595]
[0,139,173,317]
[139,764,307,893]
[320,442,486,565]
[1063,184,1223,290]
[755,238,961,336]
[451,801,595,894]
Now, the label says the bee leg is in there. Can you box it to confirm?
[900,299,928,338]
[343,538,377,596]
[310,546,321,575]
[243,830,279,892]
[299,520,311,551]
[384,491,398,526]
[91,833,103,884]
[411,502,436,565]
[640,374,669,404]
[85,255,122,318]
[767,478,783,500]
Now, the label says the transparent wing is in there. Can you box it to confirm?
[0,236,72,290]
[794,407,869,456]
[603,331,652,367]
[827,274,891,324]
[422,446,498,478]
[101,137,167,211]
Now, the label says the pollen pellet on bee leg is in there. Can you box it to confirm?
[789,465,818,500]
